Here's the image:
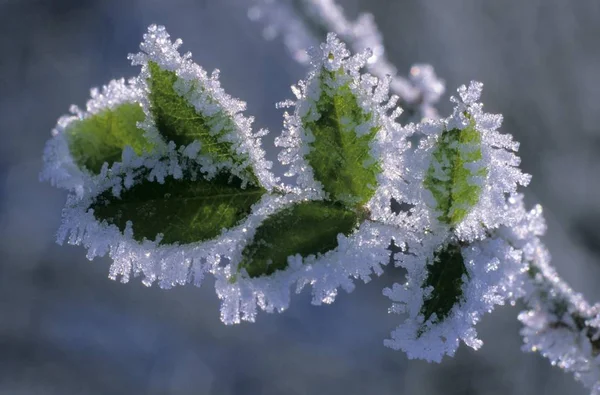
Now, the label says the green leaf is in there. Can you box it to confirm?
[303,69,380,207]
[65,103,151,174]
[90,173,265,245]
[418,243,468,335]
[239,201,359,278]
[146,61,257,184]
[423,117,487,225]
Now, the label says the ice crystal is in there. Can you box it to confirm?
[247,0,444,119]
[385,229,525,362]
[395,81,531,241]
[501,198,600,394]
[40,78,147,196]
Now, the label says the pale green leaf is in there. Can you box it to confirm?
[423,118,487,225]
[65,103,151,174]
[304,70,380,207]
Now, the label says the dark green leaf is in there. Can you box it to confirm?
[418,243,468,335]
[304,70,380,207]
[239,200,359,278]
[91,173,265,245]
[66,103,150,174]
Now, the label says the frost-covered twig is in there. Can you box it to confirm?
[521,254,600,394]
[247,0,444,119]
[38,15,600,395]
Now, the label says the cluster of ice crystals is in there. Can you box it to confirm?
[384,227,526,362]
[396,81,531,241]
[42,22,600,394]
[247,0,444,119]
[500,198,600,394]
[129,24,278,190]
[40,78,145,197]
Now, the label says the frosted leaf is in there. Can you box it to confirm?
[58,189,281,289]
[394,81,531,242]
[238,201,361,277]
[40,78,149,196]
[91,173,265,245]
[385,230,525,362]
[213,212,397,324]
[275,32,407,210]
[129,24,278,190]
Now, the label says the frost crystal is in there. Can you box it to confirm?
[40,78,146,196]
[383,82,534,362]
[385,229,525,362]
[247,0,444,119]
[395,81,531,241]
[502,198,600,394]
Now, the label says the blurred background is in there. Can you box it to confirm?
[1,0,599,394]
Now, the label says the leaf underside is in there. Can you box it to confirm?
[147,61,257,183]
[418,243,468,335]
[239,201,359,278]
[304,69,380,207]
[91,173,265,245]
[423,118,486,225]
[66,103,151,174]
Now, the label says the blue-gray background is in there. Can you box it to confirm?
[1,0,599,394]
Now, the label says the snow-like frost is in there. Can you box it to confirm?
[500,197,600,395]
[384,224,526,362]
[38,10,600,395]
[395,81,531,241]
[40,78,146,197]
[247,0,444,119]
[213,217,398,324]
